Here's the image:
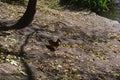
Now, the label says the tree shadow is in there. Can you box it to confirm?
[0,30,37,80]
[1,21,120,80]
[18,29,40,80]
[0,46,36,80]
[20,57,35,80]
[0,0,37,79]
[19,31,36,57]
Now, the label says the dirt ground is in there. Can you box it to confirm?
[0,1,120,80]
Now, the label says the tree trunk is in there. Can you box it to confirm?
[12,0,37,29]
[0,0,37,30]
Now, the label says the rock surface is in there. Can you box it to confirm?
[0,1,120,80]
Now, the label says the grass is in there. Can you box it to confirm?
[59,0,115,12]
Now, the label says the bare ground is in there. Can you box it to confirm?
[0,1,120,80]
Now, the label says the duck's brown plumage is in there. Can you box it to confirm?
[48,39,61,48]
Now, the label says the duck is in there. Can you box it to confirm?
[48,39,61,49]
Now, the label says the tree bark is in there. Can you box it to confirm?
[12,0,37,29]
[0,0,37,30]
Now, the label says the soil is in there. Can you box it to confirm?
[0,1,120,80]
